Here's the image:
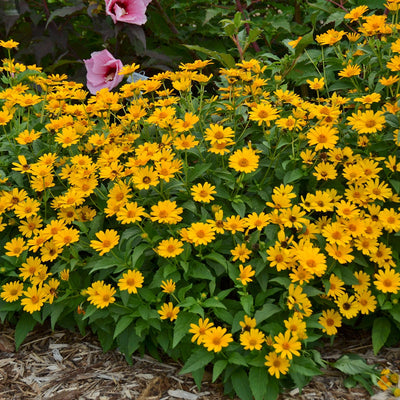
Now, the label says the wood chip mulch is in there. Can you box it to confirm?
[0,322,399,400]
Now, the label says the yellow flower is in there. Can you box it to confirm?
[306,77,324,90]
[186,222,215,246]
[249,101,279,126]
[158,302,180,321]
[87,281,116,309]
[4,237,28,257]
[264,351,290,379]
[240,328,265,350]
[191,182,217,203]
[318,309,342,335]
[90,229,120,255]
[118,270,144,294]
[20,285,48,313]
[160,279,176,294]
[1,281,23,302]
[156,238,184,258]
[273,331,301,359]
[189,318,214,344]
[237,264,255,286]
[202,326,233,352]
[231,243,252,263]
[0,39,19,49]
[229,145,259,173]
[374,269,400,294]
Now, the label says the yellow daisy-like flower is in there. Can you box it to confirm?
[374,269,400,294]
[118,269,144,294]
[202,326,233,352]
[186,222,215,246]
[191,182,217,203]
[90,229,120,255]
[273,331,301,359]
[4,237,28,257]
[229,145,260,173]
[1,281,24,302]
[160,279,176,294]
[87,282,116,309]
[158,302,180,321]
[156,238,184,258]
[318,309,342,335]
[240,328,265,351]
[264,351,290,378]
[20,285,48,314]
[249,101,279,126]
[0,39,19,49]
[189,318,214,344]
[237,264,255,286]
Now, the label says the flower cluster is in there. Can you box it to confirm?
[2,3,400,397]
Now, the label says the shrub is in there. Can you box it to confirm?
[2,2,400,399]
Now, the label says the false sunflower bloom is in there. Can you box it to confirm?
[240,328,265,351]
[264,351,290,379]
[202,326,233,352]
[118,269,144,294]
[90,229,120,255]
[158,302,180,321]
[374,269,400,294]
[229,145,259,173]
[156,238,184,258]
[189,318,214,345]
[318,309,342,335]
[1,281,24,302]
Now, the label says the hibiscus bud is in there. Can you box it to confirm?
[83,49,123,94]
[105,0,152,25]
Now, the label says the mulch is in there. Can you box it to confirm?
[0,322,399,400]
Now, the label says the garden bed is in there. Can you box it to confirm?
[1,323,398,399]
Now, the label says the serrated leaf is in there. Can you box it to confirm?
[228,352,248,366]
[249,367,269,400]
[172,312,198,348]
[240,294,253,315]
[114,315,135,339]
[46,4,85,28]
[212,359,228,382]
[187,162,213,182]
[180,347,214,375]
[372,317,391,355]
[15,313,37,350]
[333,354,376,375]
[231,369,253,400]
[254,303,281,324]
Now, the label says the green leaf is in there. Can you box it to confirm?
[231,368,253,400]
[180,347,214,375]
[187,162,213,182]
[202,298,227,309]
[333,354,376,375]
[249,367,269,400]
[228,352,248,366]
[116,326,141,359]
[15,313,37,350]
[254,303,281,324]
[46,4,85,28]
[212,359,228,382]
[132,242,151,263]
[372,317,391,355]
[290,357,322,377]
[50,302,65,330]
[240,294,253,315]
[114,315,135,339]
[294,30,315,57]
[283,169,303,185]
[172,312,198,348]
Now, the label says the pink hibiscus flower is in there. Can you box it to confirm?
[84,49,124,94]
[105,0,152,25]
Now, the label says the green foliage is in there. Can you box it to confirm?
[2,1,400,399]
